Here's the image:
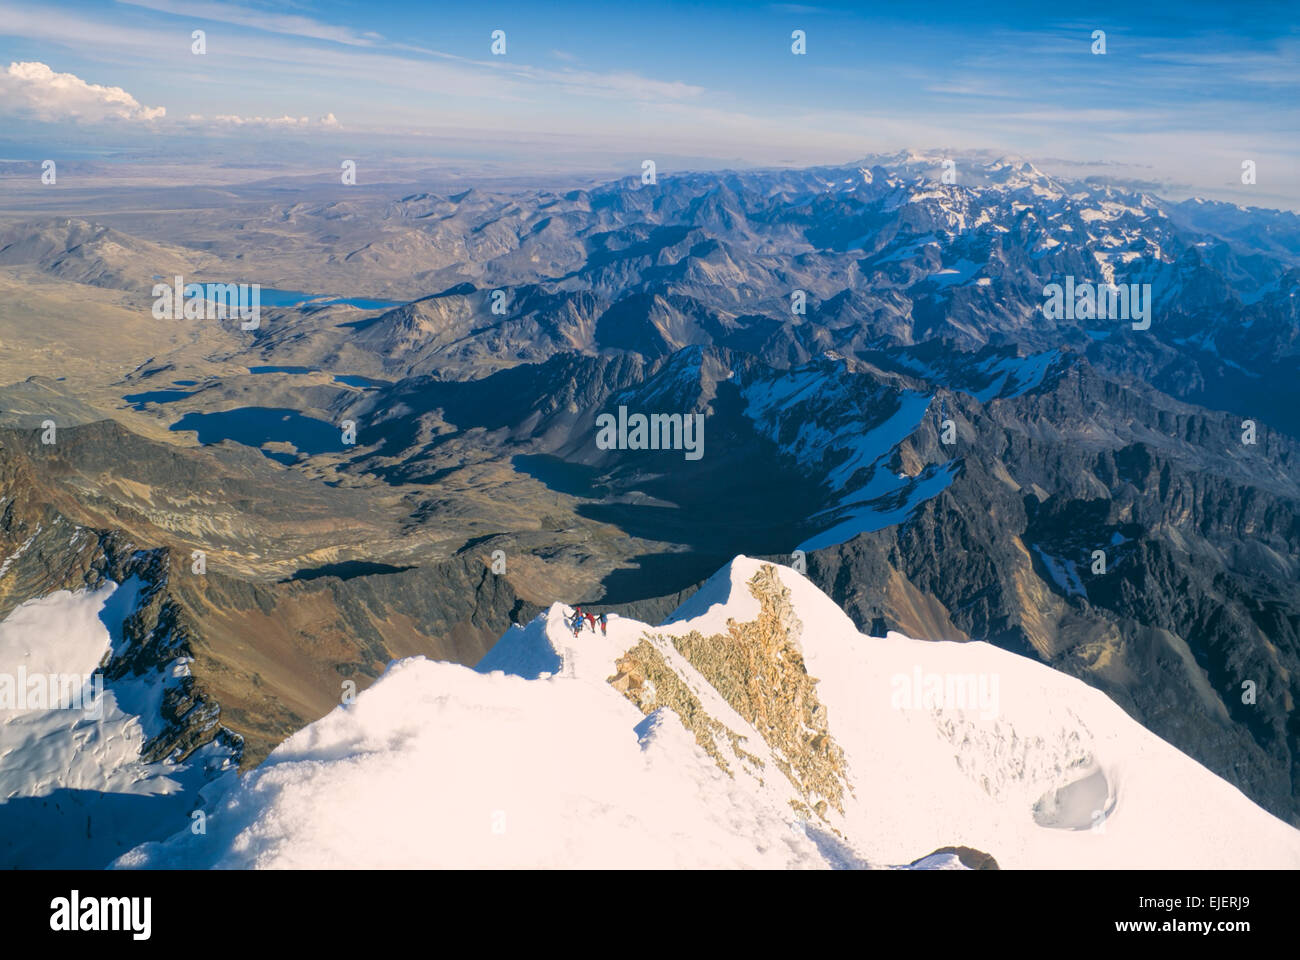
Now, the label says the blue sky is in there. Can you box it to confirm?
[1,0,1297,205]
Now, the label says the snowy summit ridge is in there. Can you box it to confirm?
[117,557,1300,869]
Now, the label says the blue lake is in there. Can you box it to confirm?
[151,277,404,310]
[228,287,402,310]
[170,407,344,465]
[245,367,389,390]
[123,389,195,408]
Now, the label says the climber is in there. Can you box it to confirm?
[585,610,597,633]
[598,611,608,636]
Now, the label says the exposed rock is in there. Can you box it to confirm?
[609,563,848,820]
[914,846,1000,870]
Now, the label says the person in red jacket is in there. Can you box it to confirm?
[585,610,597,633]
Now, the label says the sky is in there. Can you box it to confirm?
[0,0,1297,206]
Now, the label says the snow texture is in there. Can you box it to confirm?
[115,557,1300,870]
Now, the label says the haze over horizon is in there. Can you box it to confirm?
[0,0,1297,209]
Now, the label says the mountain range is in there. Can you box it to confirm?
[1,150,1298,866]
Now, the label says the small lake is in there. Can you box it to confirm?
[245,367,389,389]
[248,365,317,375]
[123,389,195,408]
[235,287,403,310]
[170,407,344,464]
[149,277,405,310]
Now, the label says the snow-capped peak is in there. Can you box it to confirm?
[115,557,1300,869]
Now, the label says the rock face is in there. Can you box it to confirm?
[610,564,850,822]
[799,359,1300,825]
[1,435,243,767]
[610,638,765,779]
[914,846,1000,870]
[0,425,540,766]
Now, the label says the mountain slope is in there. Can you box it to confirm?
[0,577,238,868]
[116,558,1300,869]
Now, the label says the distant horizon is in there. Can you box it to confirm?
[1,0,1296,208]
[1,145,1297,218]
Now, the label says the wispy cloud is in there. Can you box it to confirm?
[115,0,380,46]
[0,1,706,109]
[766,3,832,13]
[197,111,340,128]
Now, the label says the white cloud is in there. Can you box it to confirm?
[0,61,165,122]
[200,112,341,128]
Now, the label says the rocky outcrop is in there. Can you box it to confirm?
[609,564,849,822]
[912,846,1000,870]
[1,425,543,767]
